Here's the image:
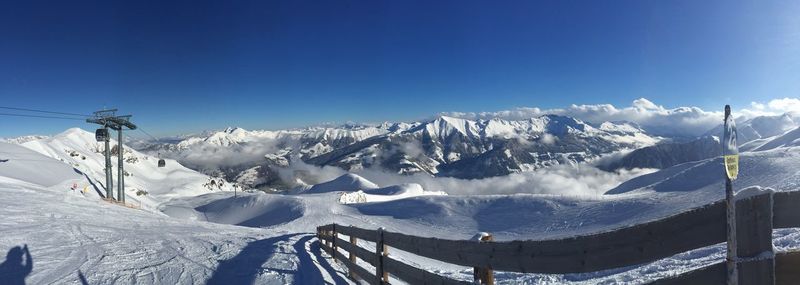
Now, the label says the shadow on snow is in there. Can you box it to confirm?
[206,233,348,285]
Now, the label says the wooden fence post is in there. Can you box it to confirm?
[332,224,337,260]
[473,233,495,285]
[376,227,388,284]
[349,234,359,280]
[735,191,775,285]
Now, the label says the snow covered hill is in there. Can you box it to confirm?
[14,128,236,210]
[602,136,721,170]
[296,173,379,194]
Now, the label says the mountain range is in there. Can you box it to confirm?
[134,115,660,190]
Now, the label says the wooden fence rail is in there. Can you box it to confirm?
[317,190,800,284]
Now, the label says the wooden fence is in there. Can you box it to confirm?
[317,190,800,284]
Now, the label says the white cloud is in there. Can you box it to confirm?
[441,97,800,137]
[767,98,800,113]
[273,156,655,196]
[354,164,656,196]
[442,98,721,137]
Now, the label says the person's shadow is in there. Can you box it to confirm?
[0,245,33,285]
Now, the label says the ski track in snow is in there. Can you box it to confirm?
[0,178,352,284]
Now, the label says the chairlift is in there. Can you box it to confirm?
[95,128,109,142]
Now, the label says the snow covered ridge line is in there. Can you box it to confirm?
[318,188,800,284]
[134,114,662,189]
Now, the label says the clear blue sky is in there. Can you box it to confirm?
[1,0,798,137]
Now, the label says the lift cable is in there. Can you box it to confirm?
[137,128,160,142]
[0,112,87,121]
[0,106,92,117]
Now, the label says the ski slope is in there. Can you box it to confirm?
[0,144,351,284]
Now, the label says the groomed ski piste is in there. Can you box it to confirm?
[2,128,800,284]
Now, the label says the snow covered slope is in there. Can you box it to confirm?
[17,128,236,210]
[752,126,800,151]
[0,143,354,284]
[297,173,379,194]
[0,173,353,284]
[0,142,83,187]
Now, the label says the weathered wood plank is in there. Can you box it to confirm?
[735,191,774,284]
[776,251,800,285]
[338,225,378,242]
[321,242,380,285]
[349,235,359,280]
[645,250,800,285]
[318,233,334,242]
[376,228,389,283]
[383,256,471,285]
[383,201,728,273]
[773,191,800,229]
[646,262,726,285]
[336,236,377,266]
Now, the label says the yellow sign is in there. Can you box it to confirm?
[724,154,738,180]
[723,105,738,180]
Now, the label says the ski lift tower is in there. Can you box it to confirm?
[108,115,137,204]
[87,109,137,203]
[87,109,117,200]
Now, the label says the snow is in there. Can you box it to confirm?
[16,128,236,210]
[0,142,83,187]
[754,126,800,151]
[0,174,350,284]
[297,173,379,194]
[735,186,774,201]
[338,183,447,204]
[4,127,800,284]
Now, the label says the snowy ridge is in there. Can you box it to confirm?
[130,114,661,190]
[15,128,236,210]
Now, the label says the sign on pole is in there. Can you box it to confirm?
[723,105,739,180]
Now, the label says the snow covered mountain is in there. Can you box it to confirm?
[137,115,659,189]
[705,113,798,144]
[606,113,800,171]
[11,128,236,209]
[602,136,721,170]
[308,115,658,178]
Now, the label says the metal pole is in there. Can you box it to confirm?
[724,105,738,285]
[104,127,113,200]
[726,177,737,285]
[117,128,125,204]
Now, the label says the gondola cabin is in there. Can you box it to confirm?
[158,159,166,168]
[95,128,109,142]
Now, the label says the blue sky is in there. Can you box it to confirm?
[1,0,799,137]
